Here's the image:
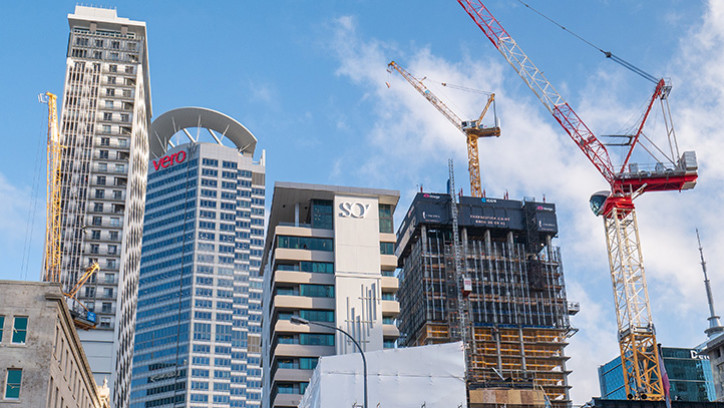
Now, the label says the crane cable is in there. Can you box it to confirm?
[516,0,659,84]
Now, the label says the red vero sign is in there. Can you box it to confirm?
[153,151,186,171]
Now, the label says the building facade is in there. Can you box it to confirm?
[54,6,152,406]
[261,183,401,408]
[600,347,716,402]
[0,281,110,408]
[395,193,575,408]
[130,108,265,408]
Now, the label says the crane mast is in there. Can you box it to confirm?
[387,61,500,197]
[457,0,698,400]
[40,92,99,330]
[40,92,63,285]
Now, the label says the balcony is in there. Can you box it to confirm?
[381,300,400,315]
[381,276,398,291]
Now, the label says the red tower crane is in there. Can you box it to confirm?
[456,0,698,400]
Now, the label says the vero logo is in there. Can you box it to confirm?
[153,151,187,171]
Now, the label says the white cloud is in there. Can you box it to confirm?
[328,1,724,404]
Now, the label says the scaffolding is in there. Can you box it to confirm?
[397,193,574,408]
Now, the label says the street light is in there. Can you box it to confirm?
[289,316,368,408]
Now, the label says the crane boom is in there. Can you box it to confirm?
[387,61,500,197]
[454,1,701,400]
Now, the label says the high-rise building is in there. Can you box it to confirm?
[54,6,152,406]
[599,347,715,402]
[0,280,111,408]
[395,192,575,407]
[130,108,265,408]
[260,183,401,408]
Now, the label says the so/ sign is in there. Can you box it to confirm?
[339,202,370,219]
[153,150,186,171]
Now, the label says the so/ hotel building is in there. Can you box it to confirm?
[261,183,401,408]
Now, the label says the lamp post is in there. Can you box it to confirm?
[290,316,368,408]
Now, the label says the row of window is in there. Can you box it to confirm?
[277,236,333,252]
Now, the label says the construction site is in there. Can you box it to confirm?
[396,192,575,407]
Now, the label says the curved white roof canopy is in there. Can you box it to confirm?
[149,107,257,159]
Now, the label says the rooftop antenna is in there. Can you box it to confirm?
[697,229,724,338]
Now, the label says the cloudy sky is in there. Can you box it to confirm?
[1,0,722,404]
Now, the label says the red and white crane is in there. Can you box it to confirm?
[456,0,698,400]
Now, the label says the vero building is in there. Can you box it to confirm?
[130,108,265,408]
[260,183,401,408]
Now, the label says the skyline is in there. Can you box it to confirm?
[1,1,722,404]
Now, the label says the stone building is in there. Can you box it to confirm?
[0,280,110,407]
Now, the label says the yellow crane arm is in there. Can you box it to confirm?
[387,61,464,131]
[387,61,501,198]
[65,263,100,300]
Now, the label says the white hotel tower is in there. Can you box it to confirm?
[130,108,265,408]
[54,6,151,407]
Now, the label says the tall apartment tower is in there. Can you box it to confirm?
[261,183,401,408]
[55,6,151,406]
[396,193,575,408]
[130,108,265,408]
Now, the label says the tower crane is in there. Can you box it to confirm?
[387,61,500,197]
[40,92,99,330]
[456,1,698,400]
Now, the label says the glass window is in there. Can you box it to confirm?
[379,204,394,233]
[380,242,395,255]
[299,284,334,298]
[299,310,334,322]
[4,368,22,399]
[311,200,333,229]
[0,316,3,342]
[11,317,27,344]
[299,333,334,346]
[277,236,333,252]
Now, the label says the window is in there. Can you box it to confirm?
[93,203,103,212]
[125,65,134,74]
[277,236,333,252]
[11,317,27,344]
[92,216,102,226]
[109,64,118,73]
[311,200,333,229]
[104,288,114,298]
[107,76,116,85]
[85,287,96,298]
[107,245,117,255]
[379,204,394,233]
[95,39,104,47]
[109,231,119,241]
[380,242,395,255]
[91,230,101,240]
[102,125,112,133]
[105,88,115,97]
[105,101,114,109]
[0,316,3,342]
[4,368,22,399]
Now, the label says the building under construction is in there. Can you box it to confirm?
[396,192,576,408]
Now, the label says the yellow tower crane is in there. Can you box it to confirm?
[39,92,100,330]
[387,61,500,197]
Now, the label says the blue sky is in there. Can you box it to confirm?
[1,0,721,403]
